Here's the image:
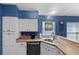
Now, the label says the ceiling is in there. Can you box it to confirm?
[6,3,79,16]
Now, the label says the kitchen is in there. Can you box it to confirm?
[0,3,79,55]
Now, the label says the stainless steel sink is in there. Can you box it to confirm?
[44,39,53,43]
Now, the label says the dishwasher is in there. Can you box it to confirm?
[27,42,40,55]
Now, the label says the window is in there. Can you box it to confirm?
[67,22,79,42]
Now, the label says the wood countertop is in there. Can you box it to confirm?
[54,35,79,55]
[16,39,43,42]
[16,35,52,42]
[16,36,43,42]
[16,35,79,55]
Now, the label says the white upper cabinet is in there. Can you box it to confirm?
[18,19,38,32]
[3,17,18,32]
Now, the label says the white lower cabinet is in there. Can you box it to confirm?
[15,42,26,55]
[3,45,16,55]
[41,42,64,55]
[3,31,27,55]
[3,32,16,55]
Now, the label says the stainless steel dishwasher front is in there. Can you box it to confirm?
[27,42,40,55]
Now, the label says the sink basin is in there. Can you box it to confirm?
[44,39,53,43]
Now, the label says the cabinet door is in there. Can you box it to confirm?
[19,19,38,31]
[15,42,26,55]
[41,42,60,55]
[46,44,59,55]
[18,19,24,31]
[28,19,38,31]
[40,42,49,55]
[57,48,64,55]
[3,17,17,31]
[47,47,59,55]
[46,43,63,55]
[3,45,16,55]
[3,32,16,55]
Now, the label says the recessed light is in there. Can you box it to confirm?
[51,10,56,14]
[49,10,56,15]
[49,8,56,15]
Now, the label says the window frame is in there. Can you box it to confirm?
[67,22,79,42]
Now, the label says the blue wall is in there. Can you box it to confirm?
[2,4,18,17]
[0,4,2,55]
[54,16,66,37]
[18,10,38,19]
[38,16,79,37]
[38,16,66,37]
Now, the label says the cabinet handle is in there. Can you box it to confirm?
[45,48,50,51]
[48,49,50,51]
[45,48,47,50]
[27,43,39,44]
[5,45,8,47]
[58,51,60,54]
[20,44,24,45]
[7,33,11,35]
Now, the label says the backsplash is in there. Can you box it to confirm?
[20,32,39,36]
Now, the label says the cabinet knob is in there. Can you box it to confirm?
[58,51,61,54]
[48,49,50,51]
[7,33,11,35]
[45,48,47,50]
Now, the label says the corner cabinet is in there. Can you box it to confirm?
[40,42,64,55]
[18,19,38,32]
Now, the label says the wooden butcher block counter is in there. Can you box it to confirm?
[54,35,79,55]
[16,35,52,42]
[16,35,79,55]
[16,38,43,42]
[16,36,43,42]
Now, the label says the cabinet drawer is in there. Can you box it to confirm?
[16,42,26,45]
[16,42,26,48]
